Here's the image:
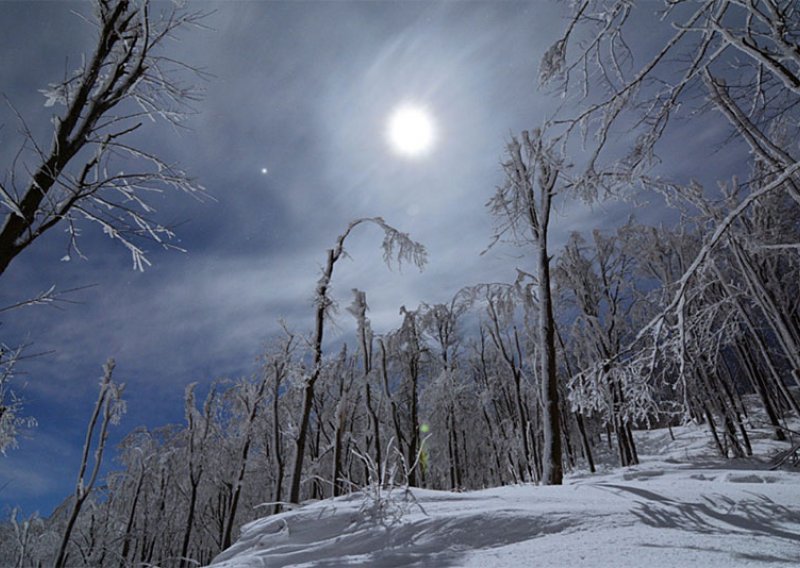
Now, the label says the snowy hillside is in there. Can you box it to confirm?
[211,422,800,567]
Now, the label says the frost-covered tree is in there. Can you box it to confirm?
[419,298,470,490]
[543,0,800,436]
[261,329,297,513]
[0,0,206,459]
[0,0,205,275]
[347,289,383,479]
[54,359,125,568]
[556,228,644,466]
[488,129,566,485]
[473,283,540,482]
[542,0,800,197]
[0,345,36,455]
[288,217,426,504]
[383,305,429,488]
[179,383,217,563]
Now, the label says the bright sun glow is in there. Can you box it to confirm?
[387,105,435,157]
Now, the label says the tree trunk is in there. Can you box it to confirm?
[539,238,563,485]
[289,249,334,503]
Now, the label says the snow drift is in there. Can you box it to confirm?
[211,421,800,567]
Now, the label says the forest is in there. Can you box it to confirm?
[1,0,799,566]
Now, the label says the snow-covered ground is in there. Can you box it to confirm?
[211,420,800,567]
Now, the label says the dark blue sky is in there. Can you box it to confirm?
[0,1,746,516]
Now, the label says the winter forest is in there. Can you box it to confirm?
[1,0,800,566]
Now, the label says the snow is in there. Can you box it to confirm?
[211,421,800,567]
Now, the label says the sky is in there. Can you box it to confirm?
[0,1,748,517]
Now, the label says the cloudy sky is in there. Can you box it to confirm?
[0,1,745,516]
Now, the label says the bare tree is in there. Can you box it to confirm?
[0,0,205,276]
[287,217,426,504]
[179,383,217,565]
[263,329,296,514]
[0,345,37,455]
[54,359,125,568]
[555,229,642,466]
[421,300,468,489]
[8,508,44,568]
[488,129,565,485]
[542,2,800,421]
[389,305,427,487]
[542,0,800,195]
[347,289,383,477]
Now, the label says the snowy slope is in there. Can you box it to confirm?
[211,422,800,567]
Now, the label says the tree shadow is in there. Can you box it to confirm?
[637,542,799,565]
[256,512,577,567]
[600,483,800,548]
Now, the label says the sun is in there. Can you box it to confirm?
[386,104,435,157]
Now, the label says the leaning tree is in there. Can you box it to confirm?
[288,217,426,504]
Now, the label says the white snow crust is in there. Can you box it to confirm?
[211,421,800,567]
